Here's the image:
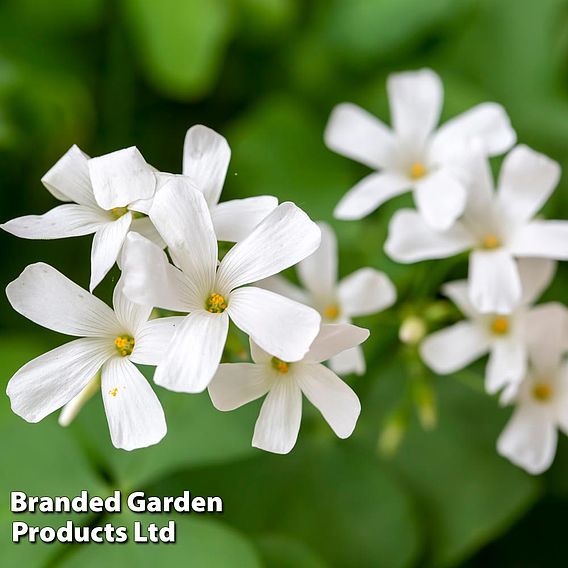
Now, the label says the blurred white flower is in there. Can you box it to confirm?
[325,68,515,229]
[497,302,568,474]
[208,324,368,454]
[1,145,161,291]
[420,258,559,395]
[259,222,395,375]
[386,145,568,314]
[121,177,322,393]
[6,263,180,450]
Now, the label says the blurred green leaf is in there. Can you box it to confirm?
[236,0,298,42]
[122,0,234,100]
[255,534,329,568]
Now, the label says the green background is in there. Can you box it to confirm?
[1,0,568,566]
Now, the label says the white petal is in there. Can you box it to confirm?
[6,263,119,337]
[303,323,369,363]
[131,316,184,366]
[249,338,272,364]
[217,202,321,291]
[420,322,490,374]
[101,357,166,451]
[324,102,395,169]
[121,232,194,312]
[90,212,132,291]
[7,338,111,422]
[297,222,337,299]
[414,168,467,230]
[208,363,271,411]
[431,103,516,159]
[297,363,360,438]
[41,145,97,207]
[460,150,496,228]
[112,276,153,334]
[497,404,557,475]
[511,220,568,260]
[154,311,229,393]
[337,268,396,317]
[1,205,107,240]
[59,375,101,427]
[211,195,278,242]
[468,249,521,314]
[442,280,478,319]
[252,378,302,454]
[387,68,443,146]
[129,216,166,249]
[518,258,556,305]
[497,145,560,223]
[182,124,231,207]
[227,287,320,362]
[334,171,409,221]
[385,209,474,263]
[89,147,156,210]
[255,275,309,305]
[330,345,366,376]
[486,339,527,394]
[149,177,217,295]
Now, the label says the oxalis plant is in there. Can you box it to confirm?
[3,68,568,474]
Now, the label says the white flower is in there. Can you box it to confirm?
[208,323,368,454]
[497,303,568,474]
[420,258,557,395]
[386,145,568,314]
[121,177,322,393]
[325,68,515,229]
[259,222,396,375]
[1,145,160,291]
[6,263,179,450]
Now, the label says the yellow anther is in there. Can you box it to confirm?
[490,316,509,335]
[109,387,118,397]
[483,234,500,249]
[206,293,227,313]
[114,335,135,357]
[409,162,427,180]
[271,357,290,374]
[532,383,552,402]
[323,304,340,321]
[111,207,129,219]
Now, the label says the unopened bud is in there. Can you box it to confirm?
[378,410,408,457]
[59,374,101,427]
[399,316,426,345]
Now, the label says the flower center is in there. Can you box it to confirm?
[482,234,500,249]
[323,304,340,320]
[114,335,135,357]
[409,162,427,180]
[490,316,509,335]
[111,206,129,219]
[532,383,552,402]
[206,293,227,313]
[271,357,290,374]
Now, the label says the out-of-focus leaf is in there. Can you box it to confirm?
[122,0,234,100]
[255,534,329,568]
[236,0,298,41]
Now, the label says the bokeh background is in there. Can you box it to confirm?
[1,0,568,566]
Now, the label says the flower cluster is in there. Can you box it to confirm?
[326,68,568,474]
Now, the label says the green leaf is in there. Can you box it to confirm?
[122,0,234,100]
[255,534,329,568]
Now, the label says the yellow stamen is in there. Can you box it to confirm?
[483,234,500,249]
[109,387,119,397]
[206,293,227,313]
[409,162,427,180]
[532,383,552,402]
[114,335,135,357]
[490,316,509,335]
[271,357,290,374]
[111,207,129,219]
[323,304,340,320]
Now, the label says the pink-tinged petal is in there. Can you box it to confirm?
[334,171,409,221]
[252,378,302,454]
[154,311,229,393]
[211,195,278,242]
[420,322,490,374]
[208,363,271,411]
[183,124,231,207]
[297,363,360,438]
[89,147,156,210]
[101,357,166,451]
[338,268,396,317]
[330,345,366,376]
[303,323,369,364]
[90,212,132,291]
[6,263,120,337]
[511,220,568,260]
[486,339,527,394]
[227,287,320,363]
[518,258,556,305]
[497,145,560,223]
[324,102,395,169]
[1,204,107,239]
[385,209,474,263]
[7,338,111,422]
[468,249,521,314]
[217,202,321,291]
[131,316,184,366]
